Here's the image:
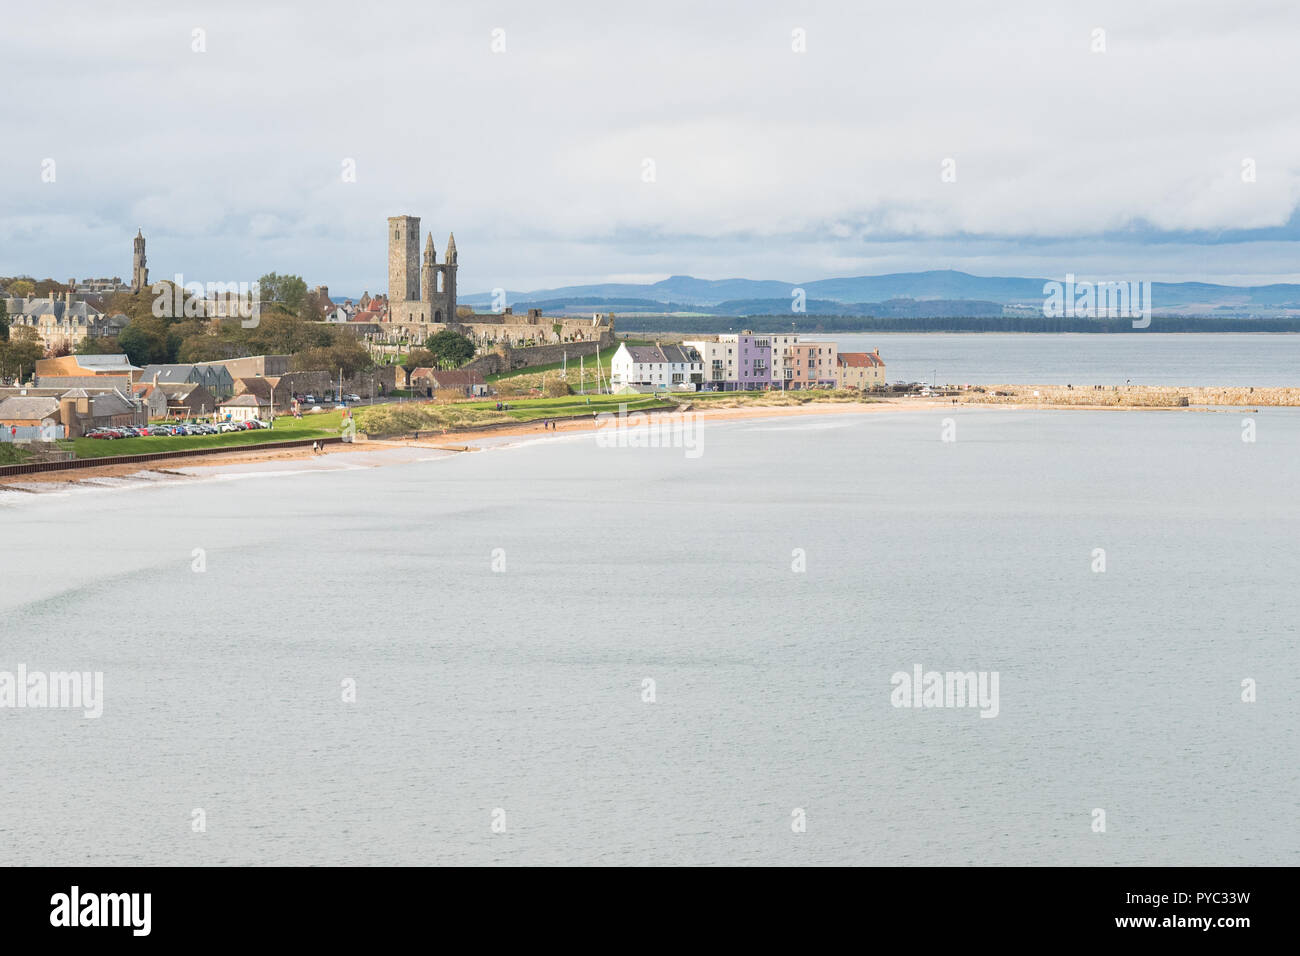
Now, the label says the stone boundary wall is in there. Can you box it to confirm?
[460,335,615,377]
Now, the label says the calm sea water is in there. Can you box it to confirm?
[2,407,1297,865]
[825,332,1300,386]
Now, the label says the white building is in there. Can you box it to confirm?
[610,343,704,389]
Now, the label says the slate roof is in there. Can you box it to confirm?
[0,396,61,421]
[136,364,202,384]
[622,344,701,364]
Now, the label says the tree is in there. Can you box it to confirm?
[258,273,308,315]
[425,330,475,368]
[0,299,8,342]
[290,339,371,378]
[300,289,327,324]
[105,282,182,324]
[404,348,436,369]
[8,279,35,298]
[77,336,125,355]
[117,317,172,366]
[0,327,44,383]
[248,311,314,355]
[33,278,66,298]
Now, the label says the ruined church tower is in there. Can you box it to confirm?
[443,233,457,316]
[387,215,421,304]
[132,228,148,292]
[421,233,436,303]
[384,214,456,326]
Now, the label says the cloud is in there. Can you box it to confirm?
[4,0,1300,291]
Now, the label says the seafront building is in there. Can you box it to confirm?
[610,343,704,389]
[787,341,840,388]
[633,333,884,391]
[836,351,886,389]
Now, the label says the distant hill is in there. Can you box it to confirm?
[458,270,1300,318]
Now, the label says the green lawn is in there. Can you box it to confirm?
[72,412,344,459]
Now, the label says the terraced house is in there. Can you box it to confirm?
[786,341,839,389]
[610,343,704,389]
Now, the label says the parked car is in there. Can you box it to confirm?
[343,393,361,403]
[304,394,316,403]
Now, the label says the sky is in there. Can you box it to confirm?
[4,0,1300,297]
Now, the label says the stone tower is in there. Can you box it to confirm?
[131,228,148,292]
[387,215,421,304]
[421,233,437,303]
[443,232,457,313]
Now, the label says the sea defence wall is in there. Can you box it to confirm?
[964,385,1300,407]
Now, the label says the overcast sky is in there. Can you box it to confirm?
[4,0,1300,296]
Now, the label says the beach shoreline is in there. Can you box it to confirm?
[0,395,1267,490]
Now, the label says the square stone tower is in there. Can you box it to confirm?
[387,215,420,303]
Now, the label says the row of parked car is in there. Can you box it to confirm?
[85,420,271,439]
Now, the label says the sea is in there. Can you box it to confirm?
[824,331,1300,386]
[2,397,1296,865]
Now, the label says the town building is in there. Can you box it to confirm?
[0,396,62,428]
[610,343,704,389]
[786,341,839,389]
[217,393,271,422]
[836,350,886,389]
[57,388,146,436]
[409,368,488,397]
[231,377,291,411]
[767,333,800,384]
[134,363,234,399]
[157,383,218,418]
[717,331,772,388]
[681,339,730,388]
[4,294,128,353]
[131,383,168,419]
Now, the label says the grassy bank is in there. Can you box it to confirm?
[354,393,676,435]
[486,339,656,394]
[71,412,343,459]
[0,444,30,465]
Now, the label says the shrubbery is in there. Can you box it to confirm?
[354,403,512,435]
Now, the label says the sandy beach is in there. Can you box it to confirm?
[0,400,933,488]
[0,395,1255,491]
